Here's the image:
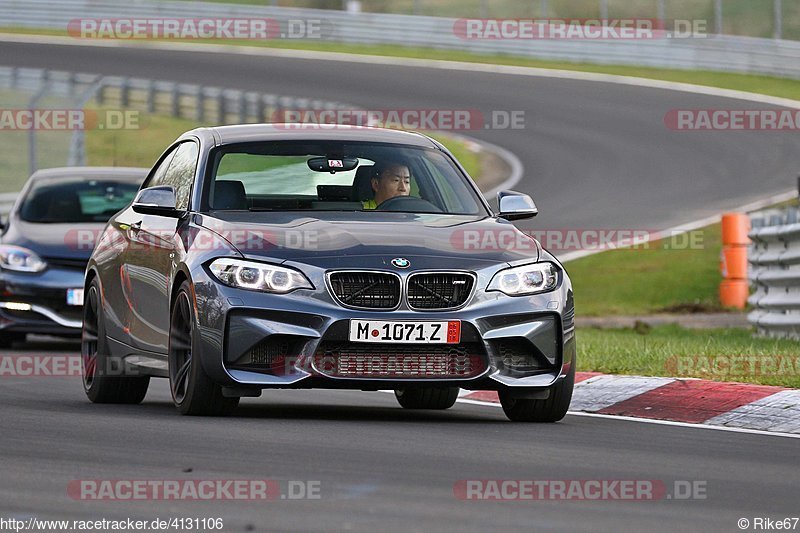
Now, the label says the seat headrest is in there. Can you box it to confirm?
[352,165,375,201]
[213,180,247,210]
[22,187,82,221]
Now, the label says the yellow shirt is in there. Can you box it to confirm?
[361,199,377,210]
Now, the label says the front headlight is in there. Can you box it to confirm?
[0,245,47,273]
[487,262,559,296]
[209,258,313,294]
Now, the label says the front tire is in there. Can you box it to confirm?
[395,387,459,410]
[169,282,238,416]
[498,364,574,422]
[82,278,150,404]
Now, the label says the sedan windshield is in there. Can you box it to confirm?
[205,141,487,215]
[19,179,140,223]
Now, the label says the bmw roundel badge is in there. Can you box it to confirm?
[391,258,410,269]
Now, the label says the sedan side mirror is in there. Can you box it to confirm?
[497,190,538,220]
[132,186,180,217]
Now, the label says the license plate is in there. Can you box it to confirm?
[66,288,84,306]
[349,320,461,344]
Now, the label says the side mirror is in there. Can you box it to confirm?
[497,190,538,220]
[132,186,180,217]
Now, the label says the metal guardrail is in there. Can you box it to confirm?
[3,0,800,79]
[748,207,800,338]
[0,66,345,132]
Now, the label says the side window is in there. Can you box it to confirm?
[143,148,177,190]
[161,142,199,211]
[419,158,462,212]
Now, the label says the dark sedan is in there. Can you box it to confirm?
[82,125,575,422]
[0,167,147,346]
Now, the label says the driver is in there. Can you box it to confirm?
[362,161,411,209]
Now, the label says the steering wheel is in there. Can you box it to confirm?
[375,195,442,213]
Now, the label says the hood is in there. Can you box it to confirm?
[197,211,540,269]
[1,219,105,261]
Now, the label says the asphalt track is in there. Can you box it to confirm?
[1,41,799,532]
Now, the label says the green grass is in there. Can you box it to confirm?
[568,225,725,317]
[84,112,196,169]
[579,324,800,387]
[5,27,800,102]
[569,196,800,317]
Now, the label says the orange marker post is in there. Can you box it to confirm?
[719,213,750,309]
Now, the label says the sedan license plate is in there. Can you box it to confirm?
[66,288,84,306]
[349,320,461,344]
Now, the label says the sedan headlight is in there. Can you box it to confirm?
[209,258,313,294]
[0,245,47,273]
[487,262,559,296]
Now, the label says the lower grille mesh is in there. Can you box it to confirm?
[494,338,548,372]
[248,337,291,365]
[233,335,298,375]
[313,342,485,378]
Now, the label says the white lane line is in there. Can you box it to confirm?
[455,398,800,439]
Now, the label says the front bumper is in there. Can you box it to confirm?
[192,265,575,392]
[0,266,85,335]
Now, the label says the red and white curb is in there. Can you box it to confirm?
[460,372,800,435]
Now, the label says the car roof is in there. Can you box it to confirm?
[27,167,148,184]
[182,124,439,148]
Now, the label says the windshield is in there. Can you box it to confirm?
[19,178,140,223]
[205,141,487,215]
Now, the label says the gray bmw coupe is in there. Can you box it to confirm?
[82,125,575,422]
